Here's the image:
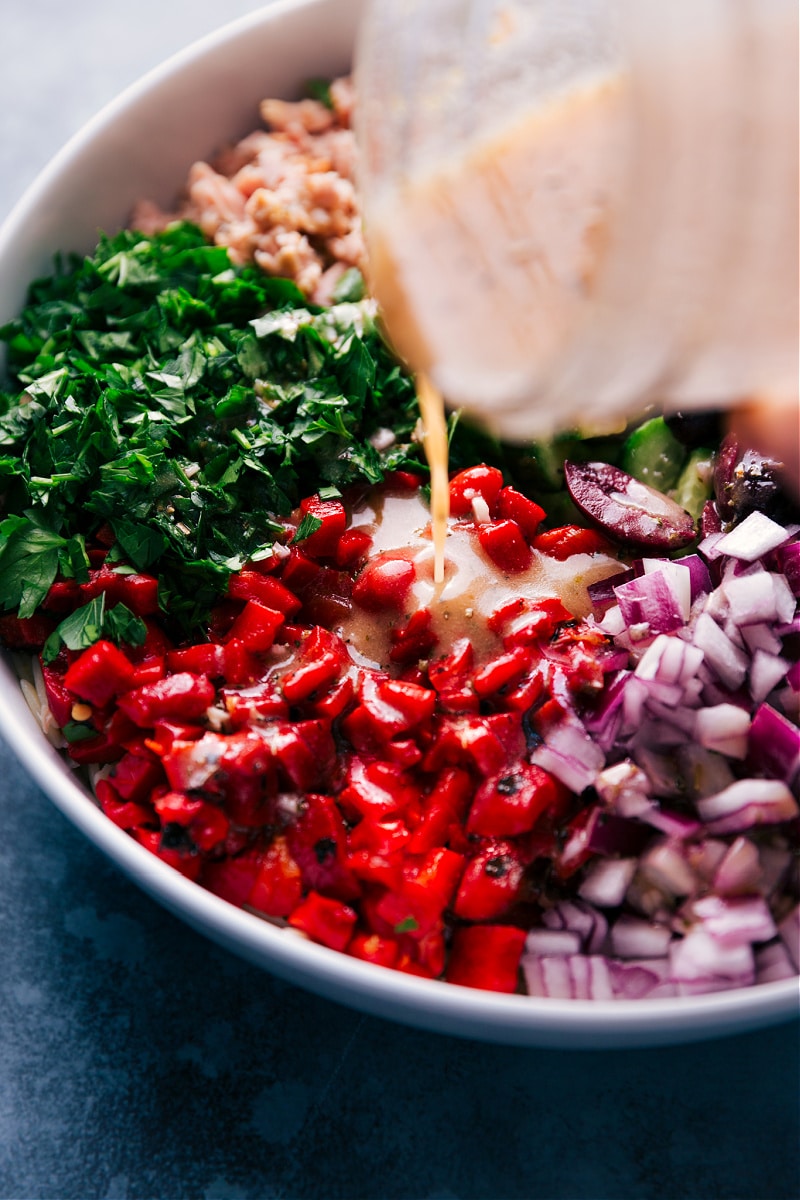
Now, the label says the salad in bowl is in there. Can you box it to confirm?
[0,0,796,1045]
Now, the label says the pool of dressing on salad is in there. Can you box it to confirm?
[338,484,623,670]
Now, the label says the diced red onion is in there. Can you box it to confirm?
[531,715,605,792]
[639,807,702,840]
[712,836,763,895]
[542,900,609,954]
[615,569,687,636]
[639,839,698,896]
[694,703,751,759]
[688,894,777,946]
[742,621,785,658]
[692,612,749,690]
[524,929,583,956]
[749,650,790,704]
[698,531,727,561]
[594,759,653,818]
[695,778,799,834]
[678,744,737,798]
[585,809,652,858]
[611,914,673,959]
[758,845,793,898]
[748,703,800,783]
[608,958,676,999]
[669,928,755,990]
[674,553,713,601]
[522,953,614,1001]
[587,568,635,610]
[723,570,795,627]
[714,511,793,562]
[777,539,800,597]
[578,857,638,907]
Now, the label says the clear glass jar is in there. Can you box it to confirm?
[354,0,798,440]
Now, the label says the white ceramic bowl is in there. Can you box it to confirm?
[0,0,796,1047]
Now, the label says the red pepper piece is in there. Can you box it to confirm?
[224,600,284,653]
[373,847,465,938]
[132,828,202,882]
[203,850,263,907]
[117,672,215,727]
[307,674,355,720]
[389,608,438,665]
[533,525,614,560]
[446,925,526,992]
[125,652,165,687]
[166,643,226,677]
[0,613,56,651]
[384,469,424,491]
[228,570,302,616]
[80,566,160,615]
[188,804,230,853]
[248,835,303,918]
[345,816,410,889]
[286,792,361,901]
[222,682,289,728]
[347,932,400,968]
[376,678,437,729]
[111,752,165,803]
[472,646,530,698]
[478,519,533,573]
[449,465,504,518]
[352,554,415,612]
[497,486,546,540]
[288,891,358,951]
[298,566,354,628]
[467,762,560,838]
[435,683,480,715]
[41,579,82,613]
[338,758,420,821]
[66,731,126,765]
[407,766,474,854]
[423,713,524,776]
[280,548,321,592]
[502,667,546,713]
[453,841,525,920]
[487,596,528,634]
[297,495,347,558]
[145,720,204,756]
[221,638,262,687]
[95,778,153,831]
[282,651,341,704]
[428,638,473,692]
[334,528,373,569]
[153,789,205,825]
[64,640,135,707]
[501,597,573,648]
[41,666,74,727]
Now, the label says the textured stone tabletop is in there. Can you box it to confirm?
[0,4,798,1198]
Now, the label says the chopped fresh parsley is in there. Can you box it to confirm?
[41,594,147,664]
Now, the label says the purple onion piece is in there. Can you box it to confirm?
[564,461,697,550]
[747,703,800,783]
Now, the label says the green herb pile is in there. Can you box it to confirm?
[0,224,439,633]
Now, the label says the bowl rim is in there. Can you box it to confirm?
[0,0,797,1047]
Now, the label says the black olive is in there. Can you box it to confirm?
[664,409,724,449]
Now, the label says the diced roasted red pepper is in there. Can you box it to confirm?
[128,658,167,688]
[352,554,415,612]
[111,752,164,804]
[224,600,284,652]
[497,486,546,540]
[282,651,341,704]
[41,665,75,727]
[533,525,613,560]
[334,528,373,569]
[372,847,465,938]
[64,640,135,707]
[286,792,361,902]
[296,495,347,558]
[471,646,530,698]
[117,672,215,726]
[203,850,263,907]
[449,465,504,518]
[248,835,303,918]
[345,816,410,889]
[228,570,302,616]
[288,891,357,951]
[166,643,226,677]
[347,931,400,968]
[467,762,560,838]
[453,841,525,920]
[133,827,202,881]
[95,778,153,831]
[407,767,474,854]
[389,608,438,665]
[446,925,526,992]
[338,758,420,821]
[80,566,160,615]
[478,519,533,573]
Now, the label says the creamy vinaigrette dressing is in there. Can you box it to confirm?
[339,489,623,669]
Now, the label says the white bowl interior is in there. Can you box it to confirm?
[0,0,796,1046]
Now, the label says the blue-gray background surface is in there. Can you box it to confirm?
[1,3,798,1197]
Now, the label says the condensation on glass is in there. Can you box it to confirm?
[355,0,799,440]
